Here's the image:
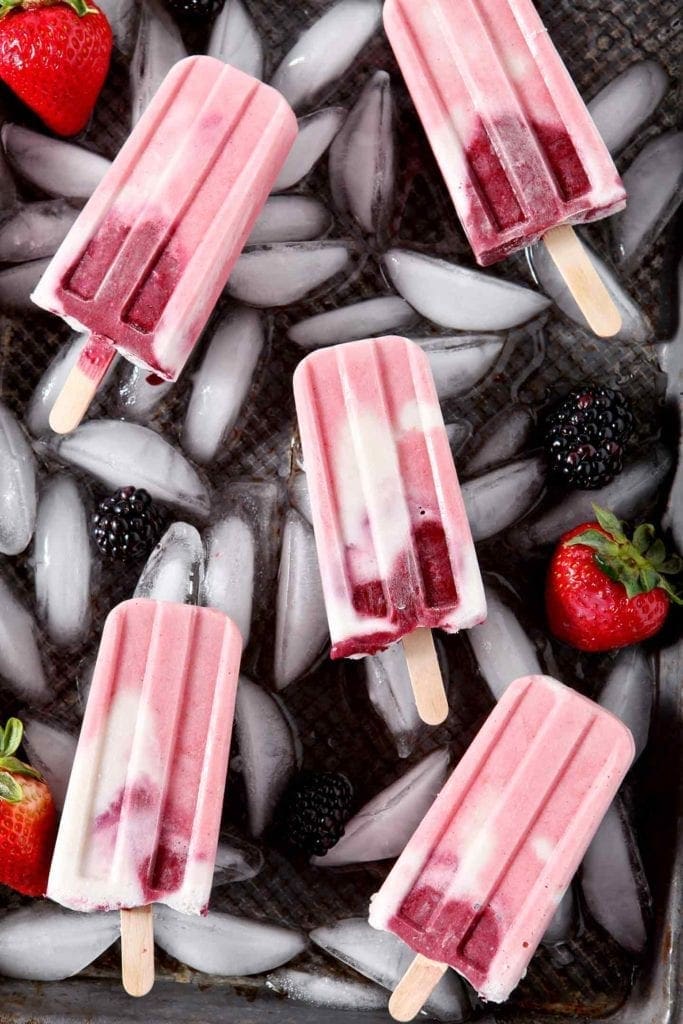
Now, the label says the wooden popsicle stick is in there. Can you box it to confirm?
[121,906,155,998]
[542,224,621,338]
[402,627,448,726]
[389,953,448,1021]
[49,333,116,434]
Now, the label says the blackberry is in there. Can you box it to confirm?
[91,487,165,562]
[280,772,353,857]
[543,386,634,489]
[164,0,224,20]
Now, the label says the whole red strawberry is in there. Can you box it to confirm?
[0,717,57,897]
[0,0,112,137]
[546,506,682,652]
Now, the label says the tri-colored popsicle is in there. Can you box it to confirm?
[368,674,635,1018]
[32,56,297,433]
[293,335,485,724]
[47,598,243,996]
[384,0,627,336]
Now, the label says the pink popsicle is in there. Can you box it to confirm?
[293,335,485,662]
[47,599,242,916]
[32,56,296,432]
[369,675,635,1014]
[384,0,626,266]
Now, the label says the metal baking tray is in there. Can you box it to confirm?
[0,0,680,1021]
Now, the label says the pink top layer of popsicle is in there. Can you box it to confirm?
[384,0,626,265]
[294,335,485,659]
[32,56,296,380]
[368,675,634,1002]
[47,599,242,914]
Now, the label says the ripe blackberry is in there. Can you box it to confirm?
[165,0,224,20]
[91,487,165,562]
[543,386,634,489]
[280,772,353,857]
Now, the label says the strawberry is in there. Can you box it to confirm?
[546,506,682,652]
[0,0,112,137]
[0,717,57,897]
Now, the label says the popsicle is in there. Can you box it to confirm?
[368,675,635,1018]
[293,335,485,725]
[384,0,626,337]
[47,598,242,996]
[32,55,297,434]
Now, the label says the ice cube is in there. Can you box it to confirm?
[0,201,79,263]
[234,675,299,836]
[226,242,353,307]
[596,647,653,761]
[461,456,546,542]
[273,107,346,192]
[312,748,450,867]
[581,798,650,954]
[0,905,119,981]
[541,885,577,946]
[207,0,263,79]
[182,306,265,464]
[588,61,670,155]
[202,514,255,644]
[0,401,36,556]
[33,474,92,647]
[468,583,543,700]
[273,509,328,690]
[329,70,395,236]
[384,249,550,331]
[462,406,534,477]
[612,131,683,268]
[289,296,417,349]
[511,447,672,550]
[248,196,332,244]
[267,967,388,1010]
[364,642,425,758]
[154,905,306,975]
[97,0,139,55]
[130,0,187,126]
[1,124,111,201]
[0,258,52,312]
[270,0,382,112]
[112,362,173,424]
[415,335,506,402]
[213,831,264,885]
[0,573,48,703]
[134,522,204,605]
[47,419,211,518]
[22,718,77,812]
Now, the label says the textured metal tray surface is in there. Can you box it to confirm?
[0,0,681,1022]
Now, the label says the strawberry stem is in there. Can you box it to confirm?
[0,0,98,19]
[0,772,23,804]
[566,505,683,605]
[0,718,43,801]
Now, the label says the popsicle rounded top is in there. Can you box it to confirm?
[31,55,297,383]
[383,0,626,266]
[293,335,486,659]
[369,674,635,1004]
[47,598,243,915]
